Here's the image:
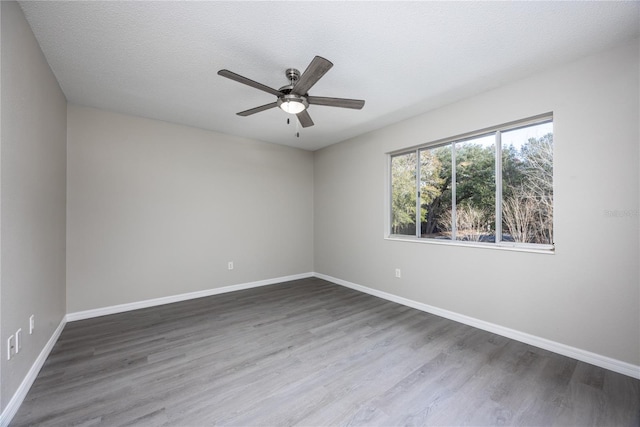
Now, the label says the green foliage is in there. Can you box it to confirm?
[420,146,451,236]
[391,131,553,244]
[391,153,417,234]
[454,142,495,230]
[420,142,495,236]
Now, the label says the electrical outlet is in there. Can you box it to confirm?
[228,261,234,270]
[395,268,401,278]
[7,335,15,360]
[16,329,22,354]
[29,315,35,334]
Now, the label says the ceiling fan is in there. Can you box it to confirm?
[217,56,365,128]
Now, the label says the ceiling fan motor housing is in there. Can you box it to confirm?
[278,68,308,114]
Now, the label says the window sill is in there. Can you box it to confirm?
[385,235,555,254]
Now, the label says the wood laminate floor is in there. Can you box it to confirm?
[11,278,640,426]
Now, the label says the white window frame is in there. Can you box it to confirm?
[385,113,554,254]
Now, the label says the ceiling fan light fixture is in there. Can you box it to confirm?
[278,94,308,114]
[280,100,306,114]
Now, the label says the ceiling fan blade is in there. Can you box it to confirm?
[296,110,314,128]
[218,69,282,97]
[292,56,333,95]
[307,96,365,109]
[237,102,278,116]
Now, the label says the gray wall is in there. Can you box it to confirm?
[314,40,640,366]
[66,105,314,313]
[0,1,67,411]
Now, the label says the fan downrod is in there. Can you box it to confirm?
[285,68,300,83]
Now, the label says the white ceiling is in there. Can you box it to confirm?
[19,1,640,151]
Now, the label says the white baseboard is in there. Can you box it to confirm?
[0,317,67,427]
[66,272,313,322]
[4,270,636,427]
[313,272,640,380]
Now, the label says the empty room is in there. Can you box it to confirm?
[1,1,639,426]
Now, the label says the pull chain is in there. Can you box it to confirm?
[284,69,300,137]
[286,116,299,137]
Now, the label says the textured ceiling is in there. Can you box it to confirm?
[18,1,640,151]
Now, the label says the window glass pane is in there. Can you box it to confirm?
[502,122,553,244]
[420,145,452,239]
[455,134,496,242]
[391,152,417,235]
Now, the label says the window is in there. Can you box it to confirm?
[389,115,553,250]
